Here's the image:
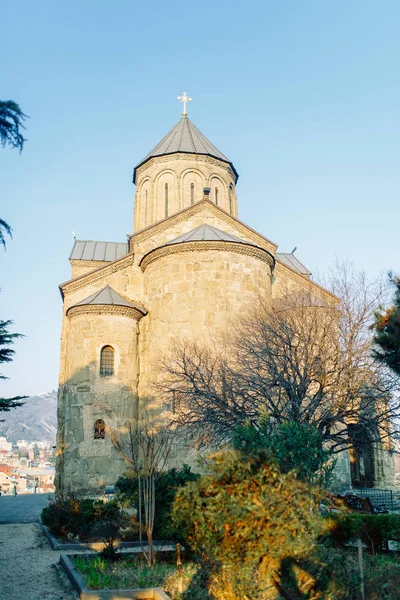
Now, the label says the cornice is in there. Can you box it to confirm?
[130,200,277,254]
[67,304,146,321]
[140,240,275,272]
[60,253,135,297]
[70,259,109,270]
[135,152,237,184]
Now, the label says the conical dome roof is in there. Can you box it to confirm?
[133,117,238,183]
[69,285,147,314]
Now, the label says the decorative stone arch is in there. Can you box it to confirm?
[180,168,206,209]
[138,177,152,229]
[229,183,236,216]
[140,239,275,272]
[154,169,178,221]
[209,175,227,210]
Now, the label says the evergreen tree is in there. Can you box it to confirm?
[0,100,27,152]
[0,319,27,413]
[0,218,12,250]
[0,98,28,412]
[373,275,400,375]
[0,99,27,249]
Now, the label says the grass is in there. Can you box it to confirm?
[335,549,400,599]
[74,554,203,599]
[74,547,400,599]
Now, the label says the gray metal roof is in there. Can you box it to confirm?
[166,224,246,245]
[70,240,128,262]
[71,285,147,313]
[275,253,311,276]
[133,117,238,183]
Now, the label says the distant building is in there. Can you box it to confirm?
[0,437,13,455]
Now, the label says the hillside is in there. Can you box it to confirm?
[0,391,57,444]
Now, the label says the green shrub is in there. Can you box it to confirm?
[116,465,199,539]
[41,494,125,542]
[233,418,334,486]
[324,512,400,552]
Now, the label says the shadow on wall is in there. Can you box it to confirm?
[55,361,176,495]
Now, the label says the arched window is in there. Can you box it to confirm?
[100,345,114,377]
[190,182,195,205]
[94,419,106,440]
[229,185,233,214]
[165,183,169,217]
[144,189,148,226]
[215,187,219,205]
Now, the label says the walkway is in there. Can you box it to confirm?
[0,492,51,523]
[0,522,78,600]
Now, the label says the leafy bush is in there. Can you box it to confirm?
[324,512,400,552]
[172,449,335,599]
[42,494,124,542]
[116,465,199,539]
[233,418,334,486]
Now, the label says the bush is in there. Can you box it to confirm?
[172,449,334,599]
[316,546,400,600]
[115,465,199,539]
[41,494,124,542]
[233,419,334,486]
[324,512,400,552]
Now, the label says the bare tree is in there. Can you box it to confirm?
[108,404,174,566]
[160,262,400,456]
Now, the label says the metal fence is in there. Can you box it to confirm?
[352,488,394,510]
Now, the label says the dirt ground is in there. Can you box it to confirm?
[0,523,78,600]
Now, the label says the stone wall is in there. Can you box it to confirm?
[56,311,140,493]
[131,202,277,260]
[57,196,395,494]
[69,260,109,279]
[272,261,337,306]
[138,246,273,396]
[134,154,238,232]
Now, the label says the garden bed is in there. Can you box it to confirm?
[60,553,199,600]
[41,522,176,553]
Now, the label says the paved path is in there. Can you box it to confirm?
[0,523,78,600]
[0,493,52,523]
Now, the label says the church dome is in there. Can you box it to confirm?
[133,106,239,232]
[133,116,238,184]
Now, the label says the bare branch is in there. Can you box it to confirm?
[158,261,400,459]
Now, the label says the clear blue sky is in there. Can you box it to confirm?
[1,0,400,396]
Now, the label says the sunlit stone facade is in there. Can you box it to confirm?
[55,112,394,493]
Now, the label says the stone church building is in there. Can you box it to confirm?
[55,99,394,493]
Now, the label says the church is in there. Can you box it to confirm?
[55,95,392,493]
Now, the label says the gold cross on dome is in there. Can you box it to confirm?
[177,92,192,116]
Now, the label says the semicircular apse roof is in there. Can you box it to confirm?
[165,224,247,245]
[69,285,147,315]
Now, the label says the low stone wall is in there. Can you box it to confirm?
[60,554,170,600]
